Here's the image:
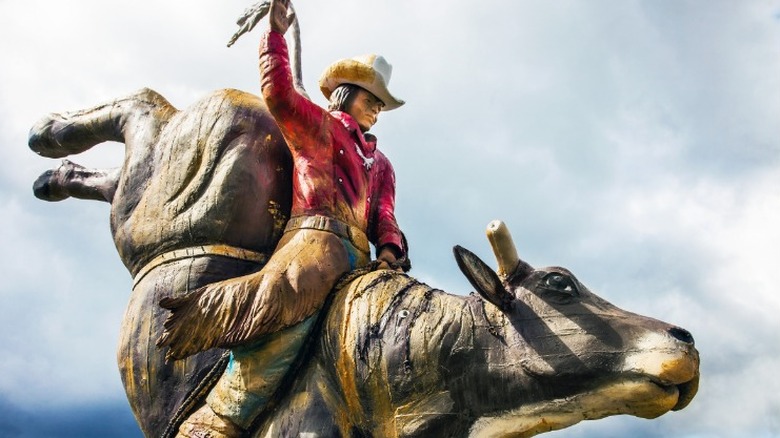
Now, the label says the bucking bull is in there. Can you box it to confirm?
[29,86,700,437]
[28,9,698,436]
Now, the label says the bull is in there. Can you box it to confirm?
[29,24,698,437]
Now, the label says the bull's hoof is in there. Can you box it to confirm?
[32,160,77,202]
[28,113,69,158]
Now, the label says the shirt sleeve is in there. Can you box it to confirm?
[259,29,329,152]
[369,152,405,257]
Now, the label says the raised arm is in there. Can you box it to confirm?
[260,0,327,151]
[259,30,329,148]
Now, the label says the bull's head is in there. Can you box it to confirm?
[453,221,699,435]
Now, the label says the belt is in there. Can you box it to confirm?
[132,244,269,288]
[284,215,370,254]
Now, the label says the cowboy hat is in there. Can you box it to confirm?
[319,54,405,111]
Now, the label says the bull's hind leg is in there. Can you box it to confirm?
[33,160,119,202]
[28,87,176,158]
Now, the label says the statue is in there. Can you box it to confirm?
[28,1,699,436]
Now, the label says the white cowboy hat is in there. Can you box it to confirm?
[319,54,405,111]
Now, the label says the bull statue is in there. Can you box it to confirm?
[28,4,698,437]
[29,95,700,435]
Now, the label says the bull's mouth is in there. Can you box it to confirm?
[670,371,699,411]
[635,369,700,418]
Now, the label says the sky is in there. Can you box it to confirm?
[1,1,779,437]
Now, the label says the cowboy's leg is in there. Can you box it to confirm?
[176,230,363,436]
[175,316,316,438]
[207,315,317,428]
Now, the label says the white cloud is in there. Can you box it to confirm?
[0,195,130,407]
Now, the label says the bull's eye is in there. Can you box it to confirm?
[540,272,579,303]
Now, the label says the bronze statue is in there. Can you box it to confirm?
[28,1,699,436]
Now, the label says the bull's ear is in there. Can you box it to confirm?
[454,245,514,310]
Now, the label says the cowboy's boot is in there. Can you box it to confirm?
[176,404,243,438]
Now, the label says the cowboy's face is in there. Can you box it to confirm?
[348,89,385,132]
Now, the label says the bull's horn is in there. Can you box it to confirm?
[486,220,519,278]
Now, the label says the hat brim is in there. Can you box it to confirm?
[319,59,404,111]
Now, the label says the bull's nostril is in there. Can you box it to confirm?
[668,327,694,344]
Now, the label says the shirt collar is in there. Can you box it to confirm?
[331,110,377,155]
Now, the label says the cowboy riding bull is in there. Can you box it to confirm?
[28,1,698,436]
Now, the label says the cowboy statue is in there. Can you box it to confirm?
[156,0,409,435]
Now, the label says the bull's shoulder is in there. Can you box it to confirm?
[327,270,470,353]
[320,270,474,435]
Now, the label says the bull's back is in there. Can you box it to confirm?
[111,89,293,274]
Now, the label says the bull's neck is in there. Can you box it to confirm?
[339,272,531,436]
[435,293,534,420]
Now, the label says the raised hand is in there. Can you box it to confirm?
[269,0,295,35]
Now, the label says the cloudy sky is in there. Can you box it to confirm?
[1,1,779,437]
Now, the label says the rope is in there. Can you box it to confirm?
[159,351,231,438]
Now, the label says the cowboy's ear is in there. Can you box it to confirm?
[453,245,514,310]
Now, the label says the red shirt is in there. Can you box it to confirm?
[259,30,404,255]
